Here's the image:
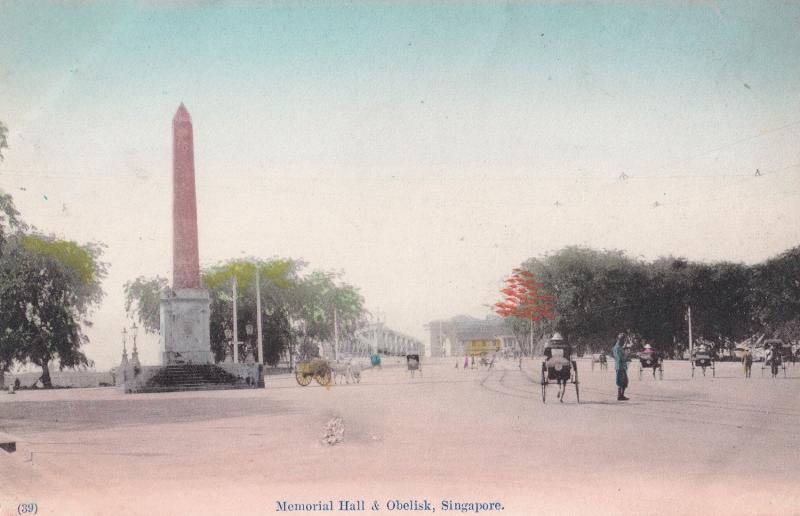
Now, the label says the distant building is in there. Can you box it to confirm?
[425,315,518,357]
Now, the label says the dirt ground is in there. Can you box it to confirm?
[1,357,798,516]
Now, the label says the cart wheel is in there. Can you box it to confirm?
[314,371,332,386]
[702,366,706,377]
[638,366,643,381]
[575,382,580,404]
[691,364,695,378]
[712,364,715,377]
[295,371,311,386]
[541,370,547,404]
[659,366,664,380]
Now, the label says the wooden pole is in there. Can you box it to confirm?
[333,306,339,361]
[687,305,693,360]
[255,269,263,365]
[232,276,239,363]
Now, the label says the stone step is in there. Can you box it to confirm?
[135,383,255,393]
[143,364,244,391]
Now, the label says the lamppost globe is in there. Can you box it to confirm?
[224,328,233,341]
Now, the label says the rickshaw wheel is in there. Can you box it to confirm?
[659,365,664,380]
[295,371,312,386]
[575,382,580,403]
[712,364,716,377]
[540,369,547,404]
[638,366,643,381]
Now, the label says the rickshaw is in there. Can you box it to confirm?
[761,340,787,378]
[540,333,579,403]
[638,345,663,380]
[691,344,715,377]
[295,358,333,386]
[406,354,421,378]
[591,352,608,371]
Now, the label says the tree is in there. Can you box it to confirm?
[123,276,168,334]
[0,234,106,387]
[749,246,800,336]
[294,270,367,360]
[0,189,27,250]
[202,260,366,365]
[495,268,555,355]
[202,258,305,364]
[521,247,650,352]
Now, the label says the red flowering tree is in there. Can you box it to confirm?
[495,268,555,355]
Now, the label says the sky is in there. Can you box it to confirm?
[1,1,799,369]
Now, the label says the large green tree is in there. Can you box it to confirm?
[0,232,106,387]
[522,247,650,351]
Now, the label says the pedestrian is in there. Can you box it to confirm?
[464,355,469,369]
[766,345,780,378]
[741,347,753,378]
[612,333,630,401]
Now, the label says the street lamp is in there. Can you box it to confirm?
[224,327,233,363]
[245,323,255,364]
[130,322,140,369]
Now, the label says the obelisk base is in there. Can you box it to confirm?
[159,288,214,365]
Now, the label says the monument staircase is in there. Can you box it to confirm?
[141,364,253,393]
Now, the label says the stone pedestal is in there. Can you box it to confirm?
[160,288,214,365]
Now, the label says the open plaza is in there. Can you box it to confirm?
[1,357,798,516]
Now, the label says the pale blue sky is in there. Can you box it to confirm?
[1,2,798,368]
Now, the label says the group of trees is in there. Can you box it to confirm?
[500,246,800,356]
[0,192,106,387]
[124,260,366,366]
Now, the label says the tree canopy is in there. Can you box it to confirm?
[0,193,107,387]
[510,245,800,354]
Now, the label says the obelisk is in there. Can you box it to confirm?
[172,103,201,289]
[159,103,213,365]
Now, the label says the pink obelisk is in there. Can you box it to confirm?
[159,103,212,366]
[172,103,200,289]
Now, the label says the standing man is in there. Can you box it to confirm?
[741,347,753,378]
[613,333,630,401]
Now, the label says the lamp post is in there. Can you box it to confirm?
[130,322,140,369]
[224,327,233,363]
[120,327,129,367]
[245,323,255,364]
